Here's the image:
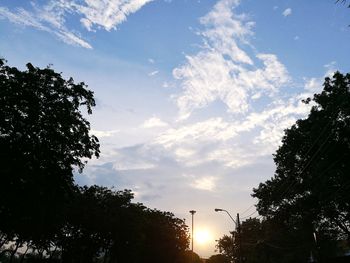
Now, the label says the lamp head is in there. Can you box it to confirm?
[215,208,223,212]
[189,210,196,215]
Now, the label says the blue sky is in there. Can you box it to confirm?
[1,0,350,257]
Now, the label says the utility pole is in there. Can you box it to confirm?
[215,208,240,263]
[236,213,243,263]
[189,210,196,253]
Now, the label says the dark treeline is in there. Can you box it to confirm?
[0,59,191,263]
[215,72,350,263]
[0,185,190,263]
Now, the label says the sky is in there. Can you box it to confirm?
[1,0,350,258]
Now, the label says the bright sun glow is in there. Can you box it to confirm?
[194,229,211,245]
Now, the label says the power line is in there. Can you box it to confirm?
[241,210,258,220]
[240,203,257,216]
[244,142,331,219]
[274,120,334,202]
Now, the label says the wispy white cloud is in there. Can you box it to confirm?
[55,30,92,49]
[81,1,330,190]
[91,129,120,138]
[304,77,322,92]
[153,118,237,149]
[147,96,310,168]
[76,0,333,208]
[98,100,311,186]
[162,82,170,88]
[173,0,290,120]
[142,117,169,128]
[74,0,154,31]
[304,61,337,92]
[0,0,153,48]
[0,7,47,30]
[113,160,155,171]
[0,5,92,49]
[190,176,217,191]
[89,0,319,177]
[148,70,159,76]
[282,8,292,17]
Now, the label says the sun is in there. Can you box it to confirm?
[194,229,211,245]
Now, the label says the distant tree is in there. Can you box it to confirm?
[58,185,189,263]
[58,186,134,263]
[207,254,229,263]
[0,59,100,252]
[178,250,202,263]
[216,218,263,263]
[216,234,234,261]
[239,218,262,263]
[216,217,314,263]
[139,209,189,263]
[253,72,350,260]
[258,218,312,263]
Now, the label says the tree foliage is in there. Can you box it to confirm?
[215,217,339,263]
[207,254,230,263]
[0,60,191,263]
[59,186,189,263]
[252,72,350,260]
[0,58,100,248]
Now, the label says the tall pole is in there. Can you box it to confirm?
[215,208,241,263]
[237,213,242,263]
[189,210,196,253]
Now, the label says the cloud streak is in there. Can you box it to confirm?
[0,0,153,48]
[282,8,292,17]
[74,0,154,31]
[0,5,92,49]
[173,0,290,120]
[142,117,169,128]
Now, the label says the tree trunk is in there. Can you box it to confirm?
[9,240,21,263]
[0,234,7,250]
[102,248,107,263]
[20,246,29,263]
[49,245,58,261]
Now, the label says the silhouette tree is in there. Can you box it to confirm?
[216,234,234,261]
[58,185,189,263]
[253,72,350,260]
[0,59,100,252]
[216,217,317,263]
[207,254,229,263]
[178,250,202,263]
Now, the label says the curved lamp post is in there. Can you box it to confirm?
[214,208,237,225]
[215,208,242,263]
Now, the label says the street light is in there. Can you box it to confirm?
[214,208,237,225]
[215,208,242,263]
[189,210,196,253]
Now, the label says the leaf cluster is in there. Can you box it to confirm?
[251,72,350,261]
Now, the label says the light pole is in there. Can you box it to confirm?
[189,210,196,253]
[215,208,242,263]
[215,208,237,225]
